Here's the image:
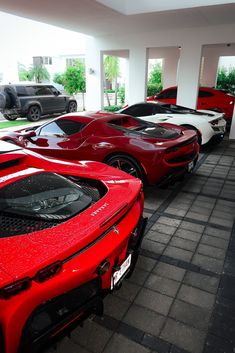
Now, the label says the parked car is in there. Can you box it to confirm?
[0,83,77,122]
[0,140,146,353]
[148,86,235,121]
[0,111,199,186]
[119,101,226,146]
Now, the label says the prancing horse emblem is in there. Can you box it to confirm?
[113,226,119,235]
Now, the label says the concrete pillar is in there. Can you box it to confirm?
[200,54,220,87]
[128,47,148,104]
[162,55,179,89]
[86,38,103,110]
[229,107,235,140]
[176,44,202,109]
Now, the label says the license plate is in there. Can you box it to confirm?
[111,254,132,290]
[188,161,194,172]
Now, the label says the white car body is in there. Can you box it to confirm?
[120,102,226,145]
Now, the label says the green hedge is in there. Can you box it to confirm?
[103,105,122,112]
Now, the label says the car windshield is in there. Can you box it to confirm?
[0,172,92,222]
[109,116,179,139]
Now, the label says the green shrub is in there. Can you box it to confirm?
[103,105,122,112]
[147,83,163,97]
[118,87,125,104]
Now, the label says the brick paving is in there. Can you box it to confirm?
[43,137,235,353]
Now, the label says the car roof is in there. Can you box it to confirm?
[55,111,120,124]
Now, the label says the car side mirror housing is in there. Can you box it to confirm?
[23,130,36,140]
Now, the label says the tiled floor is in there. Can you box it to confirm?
[44,138,235,353]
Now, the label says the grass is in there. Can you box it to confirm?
[0,119,32,129]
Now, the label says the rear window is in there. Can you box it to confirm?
[0,172,92,223]
[157,88,177,99]
[38,119,86,136]
[15,86,28,97]
[198,90,214,98]
[122,104,155,117]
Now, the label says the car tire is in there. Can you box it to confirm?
[27,106,41,122]
[181,124,202,146]
[105,154,145,181]
[3,114,17,121]
[67,101,77,113]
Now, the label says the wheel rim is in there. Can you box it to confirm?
[69,102,77,112]
[108,158,139,178]
[30,107,40,120]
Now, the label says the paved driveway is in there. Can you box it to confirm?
[43,138,235,353]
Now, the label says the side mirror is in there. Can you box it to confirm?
[23,130,36,140]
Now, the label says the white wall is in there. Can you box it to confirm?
[85,23,235,137]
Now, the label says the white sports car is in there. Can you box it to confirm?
[119,101,226,146]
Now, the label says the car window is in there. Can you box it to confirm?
[38,119,86,136]
[198,90,214,98]
[123,104,155,117]
[49,86,61,95]
[34,86,53,96]
[15,86,28,97]
[157,88,177,99]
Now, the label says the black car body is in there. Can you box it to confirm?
[0,84,77,122]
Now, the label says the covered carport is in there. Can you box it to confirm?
[0,2,235,353]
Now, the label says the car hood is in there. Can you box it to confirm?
[0,153,142,285]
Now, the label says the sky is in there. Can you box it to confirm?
[0,11,88,69]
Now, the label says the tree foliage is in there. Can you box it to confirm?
[28,64,50,83]
[18,63,31,81]
[216,66,235,95]
[53,72,65,86]
[147,63,163,96]
[63,59,86,95]
[104,56,120,106]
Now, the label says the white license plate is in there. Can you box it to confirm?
[188,161,194,172]
[111,254,132,290]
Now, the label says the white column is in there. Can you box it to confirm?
[86,38,103,111]
[201,54,220,87]
[162,55,179,89]
[229,107,235,140]
[177,44,202,109]
[128,47,148,105]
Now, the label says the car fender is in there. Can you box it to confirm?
[22,101,42,114]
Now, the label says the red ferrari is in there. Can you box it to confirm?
[0,141,146,353]
[148,86,235,121]
[0,112,199,186]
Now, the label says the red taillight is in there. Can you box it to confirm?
[34,261,62,283]
[0,277,31,300]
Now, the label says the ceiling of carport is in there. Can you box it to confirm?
[0,0,235,36]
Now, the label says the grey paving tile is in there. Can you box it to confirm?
[153,262,186,282]
[136,255,156,272]
[197,243,226,260]
[170,236,197,252]
[211,210,235,221]
[186,211,210,222]
[151,223,177,235]
[209,216,234,228]
[175,228,202,242]
[192,253,224,274]
[204,226,231,240]
[145,273,181,297]
[164,207,187,217]
[183,271,219,294]
[141,239,166,254]
[128,267,149,286]
[158,216,182,227]
[146,230,171,245]
[201,234,229,250]
[123,304,166,336]
[56,337,91,353]
[180,221,205,233]
[135,287,173,316]
[177,284,215,310]
[164,246,193,262]
[103,333,151,353]
[71,320,112,353]
[169,299,211,330]
[188,205,212,215]
[103,294,130,320]
[114,281,141,302]
[160,318,206,353]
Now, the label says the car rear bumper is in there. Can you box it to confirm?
[0,199,146,353]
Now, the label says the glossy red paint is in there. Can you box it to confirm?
[148,86,235,120]
[1,112,199,186]
[0,141,145,353]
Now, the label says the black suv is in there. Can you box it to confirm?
[0,83,77,121]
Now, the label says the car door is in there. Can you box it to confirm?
[48,85,68,112]
[25,119,86,159]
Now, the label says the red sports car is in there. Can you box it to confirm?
[0,112,199,186]
[0,141,146,353]
[148,86,235,121]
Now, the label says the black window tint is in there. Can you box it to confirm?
[199,90,214,98]
[39,119,86,136]
[15,86,27,97]
[123,104,155,117]
[49,86,60,95]
[34,86,53,96]
[157,88,177,99]
[25,86,37,96]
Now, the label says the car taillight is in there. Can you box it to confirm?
[0,277,31,300]
[34,261,62,283]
